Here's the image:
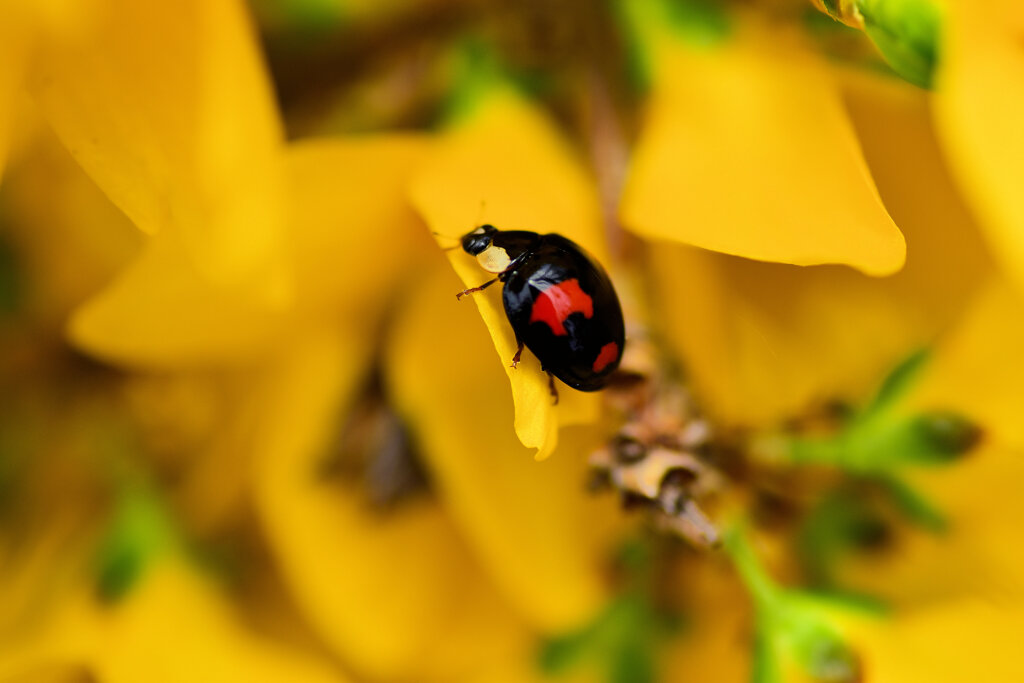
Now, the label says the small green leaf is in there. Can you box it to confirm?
[858,0,941,89]
[860,347,930,421]
[878,475,947,532]
[96,540,147,603]
[798,589,888,616]
[913,411,982,459]
[798,489,890,586]
[853,412,978,469]
[800,630,860,682]
[777,348,984,472]
[94,487,172,603]
[786,405,979,473]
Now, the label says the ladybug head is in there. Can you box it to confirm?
[461,224,498,256]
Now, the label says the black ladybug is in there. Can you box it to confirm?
[457,224,625,395]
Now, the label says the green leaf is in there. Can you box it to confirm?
[912,411,983,459]
[858,0,941,89]
[94,487,172,602]
[786,371,980,471]
[850,412,978,470]
[798,629,861,682]
[96,539,148,603]
[878,475,947,532]
[798,489,890,586]
[860,347,930,421]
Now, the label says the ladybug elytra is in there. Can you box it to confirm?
[457,224,625,394]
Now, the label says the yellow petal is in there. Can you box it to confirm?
[121,372,251,535]
[1,125,140,325]
[68,234,287,368]
[386,262,622,631]
[253,330,527,679]
[0,14,28,183]
[286,135,434,316]
[1,561,348,683]
[857,599,1024,682]
[839,281,1024,603]
[409,87,605,458]
[817,281,1024,605]
[621,13,905,275]
[652,67,990,427]
[913,279,1024,447]
[69,134,433,368]
[935,1,1024,295]
[835,445,1024,608]
[28,0,288,300]
[663,557,751,683]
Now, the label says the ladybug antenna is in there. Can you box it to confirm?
[431,231,463,251]
[474,200,487,228]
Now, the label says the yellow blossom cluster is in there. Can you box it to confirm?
[0,1,1023,682]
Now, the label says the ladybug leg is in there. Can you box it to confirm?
[546,371,560,406]
[455,278,498,301]
[510,340,525,369]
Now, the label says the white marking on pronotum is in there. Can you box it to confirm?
[477,245,511,273]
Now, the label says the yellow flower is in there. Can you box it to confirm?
[860,598,1024,681]
[0,124,140,327]
[2,557,349,683]
[411,84,607,459]
[4,1,1024,681]
[1,0,287,301]
[934,1,1024,295]
[25,51,621,681]
[831,280,1024,680]
[646,64,990,427]
[619,0,905,275]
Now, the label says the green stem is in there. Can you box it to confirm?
[723,524,781,610]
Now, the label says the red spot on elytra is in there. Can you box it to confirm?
[529,278,593,336]
[592,342,619,373]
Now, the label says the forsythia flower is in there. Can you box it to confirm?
[1,0,288,300]
[1,0,1023,682]
[619,0,906,275]
[934,1,1024,296]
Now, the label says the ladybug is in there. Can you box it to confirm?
[456,224,625,397]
